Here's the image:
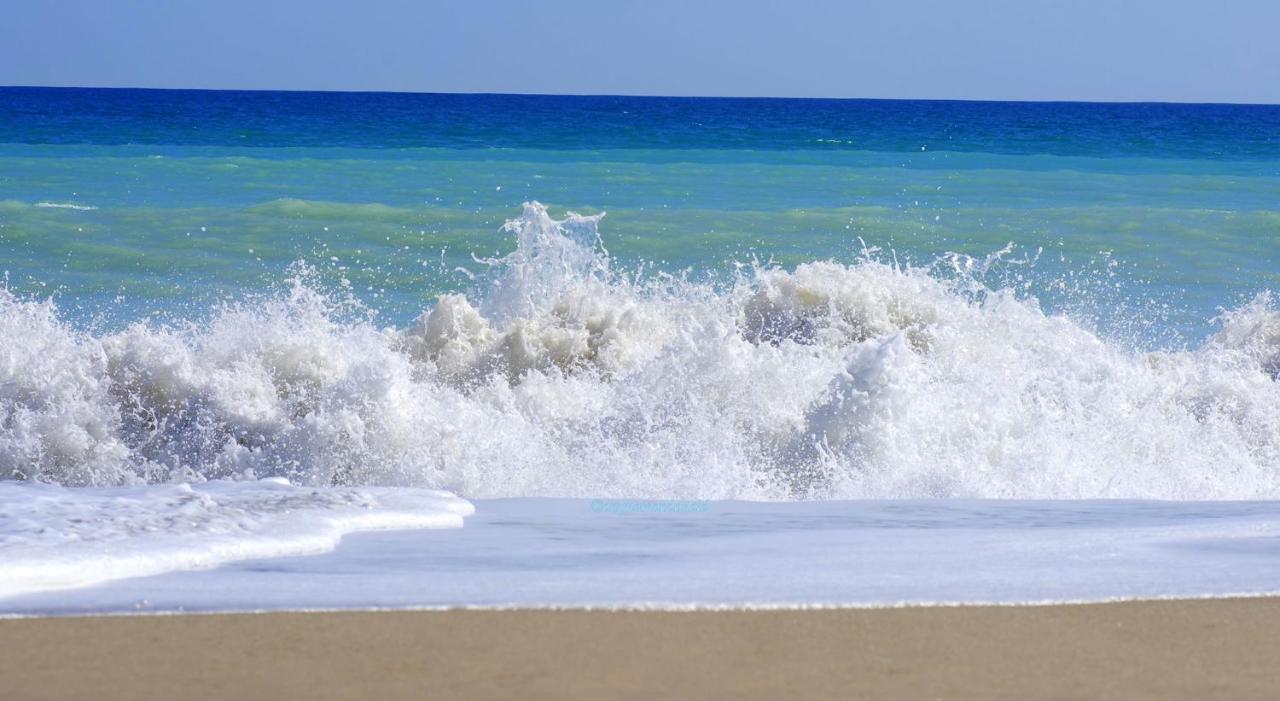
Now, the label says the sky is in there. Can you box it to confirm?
[2,0,1277,103]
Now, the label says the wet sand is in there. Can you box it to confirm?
[2,599,1278,700]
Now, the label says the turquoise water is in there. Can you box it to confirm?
[3,88,1278,344]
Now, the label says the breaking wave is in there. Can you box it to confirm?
[2,203,1278,499]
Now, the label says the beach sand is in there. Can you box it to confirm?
[2,599,1277,700]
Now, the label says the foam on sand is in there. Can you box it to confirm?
[0,479,473,599]
[6,498,1280,613]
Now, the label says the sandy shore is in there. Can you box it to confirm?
[2,599,1277,700]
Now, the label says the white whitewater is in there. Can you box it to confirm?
[2,203,1280,606]
[2,202,1277,499]
[0,479,472,599]
[4,498,1280,614]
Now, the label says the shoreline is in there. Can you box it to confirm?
[5,589,1280,619]
[3,598,1278,699]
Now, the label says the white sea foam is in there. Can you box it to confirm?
[0,479,472,599]
[33,202,98,211]
[2,202,1279,499]
[7,498,1280,613]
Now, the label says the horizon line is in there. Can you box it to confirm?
[3,84,1278,108]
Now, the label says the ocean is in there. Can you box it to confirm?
[1,87,1279,611]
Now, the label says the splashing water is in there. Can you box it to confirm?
[2,202,1278,499]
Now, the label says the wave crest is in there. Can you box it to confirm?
[2,202,1279,499]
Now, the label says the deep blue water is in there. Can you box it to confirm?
[5,87,1280,158]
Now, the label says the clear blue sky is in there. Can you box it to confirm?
[2,0,1277,103]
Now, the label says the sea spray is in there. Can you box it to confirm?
[2,203,1278,499]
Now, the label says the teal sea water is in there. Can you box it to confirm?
[3,88,1278,342]
[1,88,1279,501]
